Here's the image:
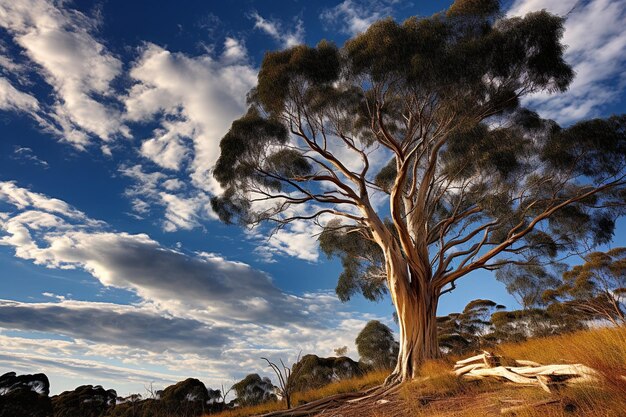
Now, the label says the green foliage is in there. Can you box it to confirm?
[256,41,340,115]
[544,115,626,180]
[231,374,277,407]
[287,355,362,392]
[447,0,500,18]
[438,299,504,355]
[355,320,399,370]
[545,248,626,324]
[319,220,386,301]
[373,159,397,193]
[212,0,625,311]
[496,264,561,309]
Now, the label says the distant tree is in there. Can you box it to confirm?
[545,249,626,325]
[212,0,626,382]
[231,374,277,407]
[496,264,561,310]
[287,354,362,392]
[438,299,504,354]
[489,303,585,343]
[356,320,399,370]
[334,346,348,356]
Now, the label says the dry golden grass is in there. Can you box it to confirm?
[207,327,626,417]
[206,369,388,417]
[291,368,388,405]
[406,326,626,417]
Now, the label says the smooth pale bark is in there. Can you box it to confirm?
[363,207,442,384]
[389,285,440,383]
[381,245,440,384]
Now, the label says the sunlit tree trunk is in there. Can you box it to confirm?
[379,245,440,384]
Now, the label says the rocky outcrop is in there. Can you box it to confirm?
[0,372,52,417]
[52,385,117,417]
[288,355,363,392]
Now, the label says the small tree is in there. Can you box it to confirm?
[334,346,348,356]
[496,264,561,310]
[213,0,626,382]
[438,299,504,354]
[356,320,399,370]
[545,248,626,325]
[231,374,277,407]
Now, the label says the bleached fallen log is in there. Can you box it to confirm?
[468,366,539,384]
[453,363,486,376]
[455,353,488,367]
[537,375,551,393]
[453,352,599,392]
[509,364,598,380]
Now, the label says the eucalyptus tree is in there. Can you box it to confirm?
[212,0,626,383]
[545,248,626,325]
[496,263,561,310]
[356,320,399,370]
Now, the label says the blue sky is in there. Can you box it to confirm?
[0,0,625,396]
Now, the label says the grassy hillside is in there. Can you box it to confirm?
[208,370,388,417]
[208,326,626,417]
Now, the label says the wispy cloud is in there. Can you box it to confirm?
[0,0,130,147]
[124,41,256,194]
[12,147,49,169]
[251,12,304,48]
[0,181,387,393]
[508,0,626,123]
[0,77,39,113]
[320,0,401,36]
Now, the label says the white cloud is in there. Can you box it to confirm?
[0,77,39,112]
[0,334,183,394]
[0,181,315,325]
[508,0,626,123]
[251,12,304,48]
[0,0,130,147]
[120,164,215,230]
[0,182,388,395]
[0,180,91,221]
[320,0,400,35]
[124,42,256,196]
[12,146,49,168]
[222,37,247,63]
[139,120,192,171]
[251,219,322,263]
[0,299,230,353]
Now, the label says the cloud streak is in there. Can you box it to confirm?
[251,13,304,48]
[0,181,390,395]
[0,0,130,147]
[508,0,626,123]
[0,300,230,353]
[320,0,400,36]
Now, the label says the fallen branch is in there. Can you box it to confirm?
[453,352,599,392]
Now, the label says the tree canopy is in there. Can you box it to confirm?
[212,0,626,381]
[545,248,626,325]
[231,374,277,407]
[355,320,399,370]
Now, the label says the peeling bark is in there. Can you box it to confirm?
[382,248,440,384]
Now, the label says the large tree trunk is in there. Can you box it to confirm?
[383,251,440,385]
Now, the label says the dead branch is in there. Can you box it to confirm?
[453,352,599,393]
